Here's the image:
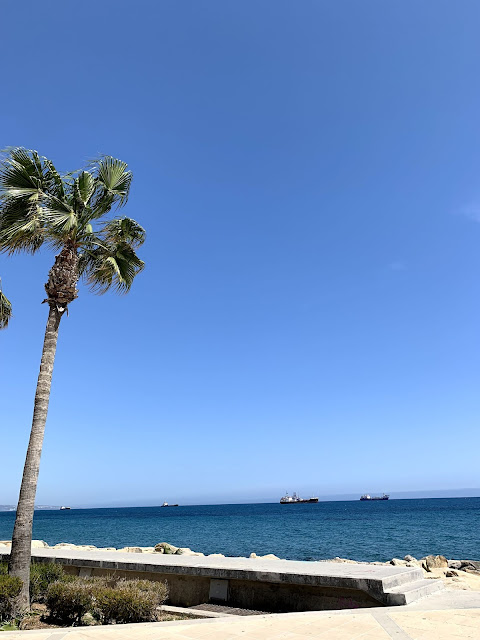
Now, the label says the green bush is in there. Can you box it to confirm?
[92,579,168,624]
[0,574,23,622]
[30,562,66,603]
[45,576,167,626]
[0,562,7,576]
[46,578,97,625]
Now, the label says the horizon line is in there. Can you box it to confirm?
[1,488,479,511]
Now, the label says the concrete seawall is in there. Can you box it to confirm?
[0,546,443,611]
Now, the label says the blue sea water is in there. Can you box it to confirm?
[0,498,478,562]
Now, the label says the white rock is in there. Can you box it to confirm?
[31,540,49,548]
[154,543,178,554]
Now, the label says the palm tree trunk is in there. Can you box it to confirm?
[8,305,62,611]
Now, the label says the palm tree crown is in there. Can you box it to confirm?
[0,147,145,300]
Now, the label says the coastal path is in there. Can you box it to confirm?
[1,596,479,640]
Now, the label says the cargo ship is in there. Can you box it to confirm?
[280,492,319,504]
[360,494,389,501]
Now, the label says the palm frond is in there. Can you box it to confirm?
[0,197,44,254]
[43,194,78,235]
[96,157,132,204]
[0,157,43,197]
[0,149,52,254]
[0,282,12,329]
[102,217,146,248]
[88,156,132,218]
[79,233,144,295]
[74,171,95,207]
[43,159,66,199]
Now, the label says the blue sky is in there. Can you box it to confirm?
[1,0,479,506]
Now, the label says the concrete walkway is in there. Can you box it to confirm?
[2,591,479,639]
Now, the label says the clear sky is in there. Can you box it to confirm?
[1,1,479,507]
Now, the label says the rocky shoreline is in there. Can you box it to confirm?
[1,541,479,592]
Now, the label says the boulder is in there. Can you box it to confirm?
[330,557,358,564]
[249,553,257,559]
[154,542,178,554]
[76,545,97,550]
[118,547,143,553]
[460,560,480,571]
[207,553,225,558]
[175,548,196,556]
[390,558,408,566]
[404,555,416,562]
[421,555,448,571]
[31,540,49,548]
[448,560,463,570]
[446,570,459,577]
[260,554,279,560]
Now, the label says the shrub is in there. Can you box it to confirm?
[93,579,168,624]
[30,562,66,603]
[45,576,168,626]
[0,574,23,622]
[0,562,7,576]
[46,578,97,625]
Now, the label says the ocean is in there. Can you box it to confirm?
[0,498,478,562]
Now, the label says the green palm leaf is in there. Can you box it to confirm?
[103,217,146,248]
[74,171,95,206]
[0,197,44,254]
[0,285,12,329]
[89,156,132,218]
[79,217,145,294]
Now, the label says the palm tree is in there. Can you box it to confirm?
[0,148,145,610]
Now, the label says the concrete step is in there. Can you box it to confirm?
[384,578,445,605]
[381,567,424,590]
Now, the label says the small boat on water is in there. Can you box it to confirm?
[280,492,318,504]
[59,506,71,510]
[161,501,179,507]
[360,494,389,501]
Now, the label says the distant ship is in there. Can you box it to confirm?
[360,494,389,501]
[280,492,319,504]
[161,501,179,507]
[59,506,71,510]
